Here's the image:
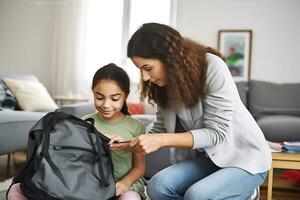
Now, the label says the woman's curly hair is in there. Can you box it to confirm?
[127,23,224,108]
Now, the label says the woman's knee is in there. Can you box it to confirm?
[147,174,168,198]
[184,183,214,200]
[147,169,178,199]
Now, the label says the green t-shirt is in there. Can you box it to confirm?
[82,112,146,198]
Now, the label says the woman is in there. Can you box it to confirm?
[111,23,271,200]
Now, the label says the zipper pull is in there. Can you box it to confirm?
[53,145,62,150]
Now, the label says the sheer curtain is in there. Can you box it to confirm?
[83,1,124,90]
[51,0,88,97]
[51,0,177,99]
[52,0,124,98]
[122,0,173,83]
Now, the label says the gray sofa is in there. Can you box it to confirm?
[248,81,300,142]
[1,80,300,178]
[0,74,97,155]
[236,80,300,142]
[0,102,96,155]
[144,80,300,178]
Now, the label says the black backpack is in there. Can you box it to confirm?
[7,110,116,200]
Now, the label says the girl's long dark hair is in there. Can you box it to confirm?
[92,63,130,115]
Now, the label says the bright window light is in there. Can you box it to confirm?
[84,1,124,85]
[125,0,171,83]
[129,0,171,36]
[84,0,172,85]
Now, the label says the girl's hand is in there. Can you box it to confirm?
[109,142,132,151]
[109,135,132,151]
[116,181,130,196]
[130,134,164,154]
[108,135,124,145]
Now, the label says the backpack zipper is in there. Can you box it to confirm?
[52,145,98,155]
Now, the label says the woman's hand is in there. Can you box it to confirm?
[115,181,130,196]
[110,132,193,153]
[130,134,164,154]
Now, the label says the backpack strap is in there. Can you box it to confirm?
[42,111,110,187]
[84,118,112,186]
[41,111,81,173]
[94,132,110,187]
[84,117,111,186]
[84,117,95,125]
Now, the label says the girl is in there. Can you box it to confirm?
[83,63,147,200]
[110,23,271,200]
[8,63,147,200]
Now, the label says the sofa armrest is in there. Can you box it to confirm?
[60,101,95,118]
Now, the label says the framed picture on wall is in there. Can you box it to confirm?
[217,29,252,82]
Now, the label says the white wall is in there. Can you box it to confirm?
[176,0,300,83]
[0,0,299,97]
[0,0,54,91]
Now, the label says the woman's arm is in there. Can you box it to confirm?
[126,109,194,154]
[190,54,235,149]
[115,152,145,196]
[110,132,194,154]
[129,132,194,154]
[110,110,194,154]
[114,55,235,154]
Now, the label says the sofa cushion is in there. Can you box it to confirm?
[3,78,58,111]
[249,80,300,118]
[1,75,39,82]
[60,101,96,118]
[0,80,17,110]
[257,115,300,142]
[128,102,145,114]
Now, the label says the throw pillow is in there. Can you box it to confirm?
[3,78,58,112]
[127,102,145,114]
[0,80,17,110]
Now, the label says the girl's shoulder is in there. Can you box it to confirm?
[125,115,146,135]
[125,115,145,128]
[81,112,98,120]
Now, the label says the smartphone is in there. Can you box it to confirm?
[113,140,131,144]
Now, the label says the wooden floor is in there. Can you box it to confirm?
[1,152,300,199]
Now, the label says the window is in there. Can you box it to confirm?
[129,0,171,36]
[122,0,173,83]
[84,0,176,85]
[84,1,124,84]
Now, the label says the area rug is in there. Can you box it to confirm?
[0,178,12,200]
[280,169,300,186]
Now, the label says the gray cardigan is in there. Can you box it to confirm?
[150,53,271,174]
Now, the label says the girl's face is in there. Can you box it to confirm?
[131,56,167,87]
[93,79,127,122]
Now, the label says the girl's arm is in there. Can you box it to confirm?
[116,152,145,196]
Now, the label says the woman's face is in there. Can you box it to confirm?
[93,79,126,122]
[131,56,167,87]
